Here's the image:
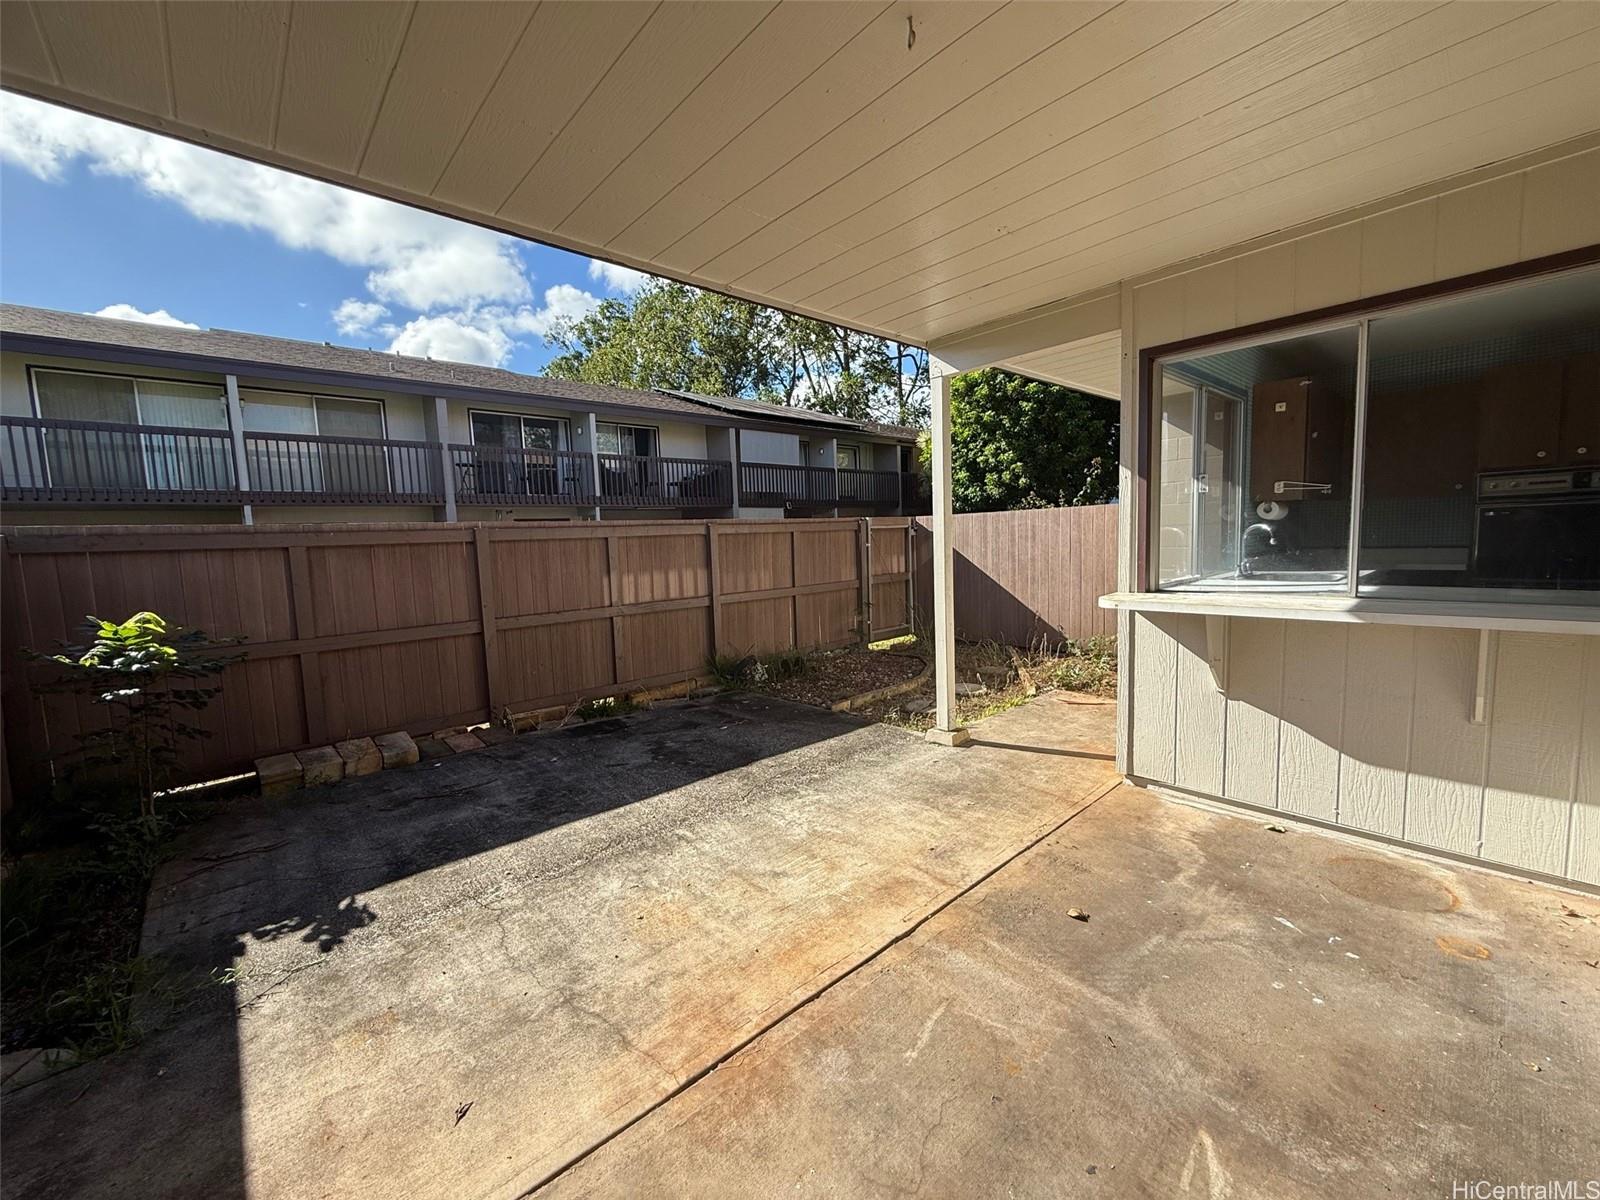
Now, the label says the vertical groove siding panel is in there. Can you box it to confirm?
[1482,633,1586,876]
[1338,624,1416,838]
[1569,637,1600,885]
[1130,612,1178,782]
[1276,622,1347,822]
[1402,628,1489,857]
[1222,617,1284,809]
[1173,613,1224,796]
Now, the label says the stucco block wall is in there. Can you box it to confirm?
[1119,143,1600,884]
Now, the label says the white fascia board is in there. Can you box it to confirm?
[928,285,1121,375]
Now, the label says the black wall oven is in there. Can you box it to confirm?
[1474,469,1600,590]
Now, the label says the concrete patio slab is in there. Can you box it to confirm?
[0,691,1119,1200]
[545,784,1600,1199]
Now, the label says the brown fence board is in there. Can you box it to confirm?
[2,517,916,798]
[912,506,1117,648]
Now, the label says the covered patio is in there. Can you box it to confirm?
[6,0,1594,883]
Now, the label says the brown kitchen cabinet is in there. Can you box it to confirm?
[1249,376,1349,503]
[1364,382,1476,498]
[1476,360,1564,470]
[1561,353,1599,465]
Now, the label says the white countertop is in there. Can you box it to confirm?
[1099,590,1600,635]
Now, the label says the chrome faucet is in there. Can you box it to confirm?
[1239,522,1282,577]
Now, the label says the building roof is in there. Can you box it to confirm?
[0,304,919,441]
[0,303,711,419]
[659,388,917,440]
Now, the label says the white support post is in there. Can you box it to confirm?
[223,374,253,526]
[430,397,457,522]
[585,412,602,521]
[925,366,967,747]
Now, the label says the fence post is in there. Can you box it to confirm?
[605,532,626,682]
[707,521,723,658]
[223,374,253,526]
[286,544,327,744]
[858,518,871,644]
[473,526,504,719]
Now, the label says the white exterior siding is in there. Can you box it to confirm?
[1121,143,1600,885]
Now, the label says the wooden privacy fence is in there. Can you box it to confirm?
[912,505,1117,647]
[1,517,912,792]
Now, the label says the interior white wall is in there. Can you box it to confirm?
[1119,142,1600,884]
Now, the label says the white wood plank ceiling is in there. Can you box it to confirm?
[5,1,1598,359]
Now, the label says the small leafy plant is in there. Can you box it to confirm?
[33,612,243,818]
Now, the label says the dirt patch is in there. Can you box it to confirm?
[759,651,925,708]
[850,637,1117,733]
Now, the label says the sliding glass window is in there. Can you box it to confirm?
[1150,265,1600,604]
[1154,325,1359,594]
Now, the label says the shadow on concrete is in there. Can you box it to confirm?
[0,692,864,1200]
[966,738,1116,761]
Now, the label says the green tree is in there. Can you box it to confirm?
[545,279,929,427]
[933,369,1119,513]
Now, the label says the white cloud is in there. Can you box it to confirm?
[1,94,625,370]
[588,258,650,294]
[1,92,529,313]
[509,284,603,337]
[90,303,199,329]
[387,314,515,367]
[332,298,390,337]
[383,285,602,368]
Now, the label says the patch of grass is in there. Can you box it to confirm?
[1,811,189,1060]
[1046,635,1117,696]
[705,649,808,689]
[573,695,639,721]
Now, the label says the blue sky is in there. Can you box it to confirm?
[0,92,649,374]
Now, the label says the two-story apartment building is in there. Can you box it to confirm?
[0,305,922,525]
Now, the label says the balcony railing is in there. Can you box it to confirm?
[450,445,597,506]
[740,462,903,510]
[2,415,239,504]
[2,416,901,515]
[245,430,443,504]
[598,454,732,507]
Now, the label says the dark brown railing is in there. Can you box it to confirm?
[451,445,597,506]
[245,430,442,503]
[3,416,903,514]
[836,467,901,505]
[598,454,732,507]
[740,462,902,509]
[2,415,239,504]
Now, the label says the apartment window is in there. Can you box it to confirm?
[470,411,565,451]
[466,410,578,500]
[837,444,861,470]
[595,422,656,457]
[1150,265,1600,602]
[241,390,387,494]
[31,367,230,491]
